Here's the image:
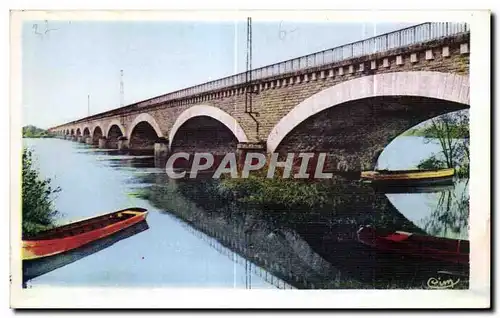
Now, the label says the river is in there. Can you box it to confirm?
[21,136,469,289]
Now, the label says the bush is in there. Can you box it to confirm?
[22,148,61,237]
[416,155,446,170]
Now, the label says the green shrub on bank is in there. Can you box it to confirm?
[22,125,55,138]
[22,148,60,237]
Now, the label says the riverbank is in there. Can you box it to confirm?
[22,148,60,237]
[23,125,55,138]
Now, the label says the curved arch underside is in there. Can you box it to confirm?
[82,127,91,137]
[92,126,103,144]
[107,124,124,149]
[169,105,248,148]
[127,113,163,141]
[170,115,239,154]
[274,96,468,171]
[267,71,469,154]
[129,121,160,150]
[106,120,126,139]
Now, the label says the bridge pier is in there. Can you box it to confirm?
[85,137,92,145]
[154,138,170,159]
[98,137,108,149]
[77,136,83,143]
[117,137,129,150]
[236,142,267,169]
[72,136,77,142]
[154,138,170,167]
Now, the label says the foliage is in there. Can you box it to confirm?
[417,155,446,170]
[416,110,469,178]
[221,175,331,209]
[22,148,61,237]
[422,180,469,239]
[23,125,55,138]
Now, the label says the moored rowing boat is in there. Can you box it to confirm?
[360,168,455,185]
[22,207,148,260]
[357,225,469,265]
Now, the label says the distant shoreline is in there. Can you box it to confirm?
[402,127,469,139]
[23,125,55,139]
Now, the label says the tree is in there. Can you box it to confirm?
[22,148,61,237]
[418,110,469,177]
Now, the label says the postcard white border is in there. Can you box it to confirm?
[9,9,491,309]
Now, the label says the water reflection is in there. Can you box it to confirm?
[23,220,150,284]
[90,141,470,289]
[386,180,469,240]
[23,138,470,289]
[129,172,468,289]
[421,180,469,239]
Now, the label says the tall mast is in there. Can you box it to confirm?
[120,69,124,107]
[244,17,259,139]
[245,17,252,113]
[87,94,90,116]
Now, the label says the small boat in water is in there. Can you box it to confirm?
[357,225,469,265]
[23,220,149,282]
[370,183,455,194]
[22,207,148,260]
[360,168,455,186]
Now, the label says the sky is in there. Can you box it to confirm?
[22,20,415,129]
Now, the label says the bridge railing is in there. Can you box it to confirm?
[136,22,469,108]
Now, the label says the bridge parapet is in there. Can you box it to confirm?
[49,22,469,131]
[134,22,469,107]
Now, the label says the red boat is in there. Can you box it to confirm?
[357,225,469,265]
[22,207,148,260]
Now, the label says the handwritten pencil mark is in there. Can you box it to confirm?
[32,20,59,39]
[278,21,298,40]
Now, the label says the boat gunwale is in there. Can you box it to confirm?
[361,168,455,181]
[22,211,148,260]
[357,226,469,257]
[23,207,148,242]
[362,168,455,175]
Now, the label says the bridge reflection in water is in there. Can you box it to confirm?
[122,164,468,289]
[181,222,295,289]
[68,147,469,289]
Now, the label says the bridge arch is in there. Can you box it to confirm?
[92,125,104,144]
[70,129,75,136]
[76,128,82,136]
[169,105,248,149]
[267,71,470,154]
[82,127,91,138]
[127,113,163,141]
[105,120,126,139]
[127,113,163,150]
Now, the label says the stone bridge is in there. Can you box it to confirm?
[49,22,470,171]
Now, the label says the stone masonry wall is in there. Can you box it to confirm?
[52,34,469,149]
